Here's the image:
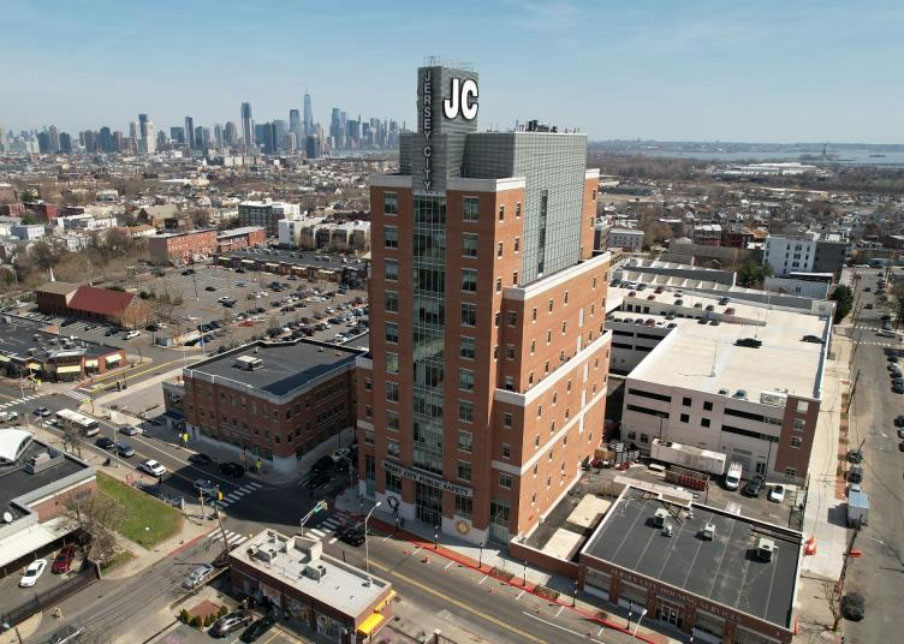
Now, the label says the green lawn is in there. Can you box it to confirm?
[101,549,135,573]
[97,473,183,548]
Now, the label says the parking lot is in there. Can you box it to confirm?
[133,264,369,353]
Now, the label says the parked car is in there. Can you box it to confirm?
[139,459,166,477]
[742,474,766,497]
[115,442,135,458]
[240,615,276,642]
[52,545,77,574]
[842,592,865,621]
[330,447,351,463]
[768,485,786,503]
[123,330,141,340]
[311,455,334,474]
[205,286,217,292]
[306,472,332,490]
[182,563,214,590]
[95,436,115,450]
[211,612,253,637]
[218,462,245,477]
[895,415,904,428]
[34,407,52,418]
[188,452,213,466]
[19,559,48,587]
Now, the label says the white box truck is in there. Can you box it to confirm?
[650,439,727,476]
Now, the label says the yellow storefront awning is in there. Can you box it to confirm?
[56,365,82,374]
[0,355,10,363]
[26,362,41,370]
[357,613,385,636]
[105,354,121,363]
[84,359,98,367]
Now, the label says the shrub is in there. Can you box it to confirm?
[217,605,229,617]
[178,608,190,623]
[189,615,202,629]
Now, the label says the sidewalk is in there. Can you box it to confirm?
[798,325,853,581]
[334,488,679,644]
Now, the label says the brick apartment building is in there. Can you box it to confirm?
[35,281,151,329]
[148,229,218,264]
[357,63,612,545]
[238,200,300,237]
[180,339,361,474]
[216,226,266,252]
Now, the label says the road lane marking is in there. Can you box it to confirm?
[555,605,564,617]
[444,561,454,571]
[516,590,525,600]
[598,626,605,636]
[478,575,489,585]
[522,611,604,643]
[367,559,548,644]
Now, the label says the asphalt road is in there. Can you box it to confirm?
[841,267,904,643]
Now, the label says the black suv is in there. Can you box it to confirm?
[742,475,766,497]
[218,462,245,477]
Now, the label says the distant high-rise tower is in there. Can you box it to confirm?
[185,116,195,149]
[214,124,224,151]
[99,126,114,153]
[170,126,185,145]
[241,102,254,152]
[224,121,238,147]
[138,113,155,154]
[303,89,313,136]
[289,109,302,150]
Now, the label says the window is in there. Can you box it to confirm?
[364,427,374,445]
[455,494,473,519]
[384,259,399,281]
[384,290,399,313]
[785,467,797,477]
[507,311,517,326]
[498,204,505,221]
[364,377,372,391]
[383,191,398,215]
[701,418,711,428]
[514,237,520,252]
[386,471,402,493]
[793,418,806,431]
[505,344,515,360]
[460,336,476,360]
[462,233,479,258]
[680,413,689,423]
[385,322,399,344]
[502,443,511,459]
[458,400,473,423]
[515,202,521,218]
[796,401,809,414]
[790,436,803,448]
[386,351,399,374]
[503,412,513,428]
[564,291,569,304]
[548,299,554,312]
[512,271,518,286]
[385,382,399,402]
[457,431,473,453]
[530,340,536,354]
[531,307,537,322]
[499,474,512,489]
[504,376,514,391]
[384,225,399,249]
[495,278,502,292]
[387,439,400,457]
[459,369,475,392]
[463,196,480,221]
[462,268,478,292]
[364,405,372,419]
[682,397,692,406]
[461,303,477,326]
[497,242,504,258]
[457,461,472,482]
[387,410,399,432]
[703,401,713,411]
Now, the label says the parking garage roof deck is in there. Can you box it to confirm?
[184,338,361,397]
[582,486,802,629]
[0,315,123,362]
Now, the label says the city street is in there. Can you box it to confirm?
[840,268,904,644]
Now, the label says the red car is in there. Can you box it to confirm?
[52,545,77,574]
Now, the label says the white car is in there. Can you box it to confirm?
[140,459,166,477]
[330,447,351,463]
[19,559,48,588]
[123,330,141,340]
[768,485,786,503]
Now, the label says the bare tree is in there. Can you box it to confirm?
[63,491,125,566]
[823,581,843,632]
[60,424,85,459]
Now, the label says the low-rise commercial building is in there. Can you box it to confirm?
[148,229,218,264]
[35,282,151,329]
[580,485,802,644]
[0,428,97,577]
[179,339,361,474]
[216,226,266,252]
[229,530,393,642]
[238,200,300,237]
[607,228,645,253]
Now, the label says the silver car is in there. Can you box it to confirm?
[182,563,213,590]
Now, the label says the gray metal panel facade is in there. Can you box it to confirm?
[463,132,587,285]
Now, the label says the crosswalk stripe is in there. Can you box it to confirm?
[246,482,262,490]
[306,529,325,538]
[322,519,339,529]
[224,495,240,502]
[231,490,248,497]
[328,537,339,545]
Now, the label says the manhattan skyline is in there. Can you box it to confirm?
[2,0,903,143]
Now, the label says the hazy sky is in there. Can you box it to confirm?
[3,0,902,143]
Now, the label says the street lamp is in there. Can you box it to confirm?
[364,501,382,584]
[633,608,648,638]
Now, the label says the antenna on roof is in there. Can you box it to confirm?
[710,340,717,378]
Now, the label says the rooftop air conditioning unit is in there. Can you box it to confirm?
[756,537,777,562]
[701,523,716,540]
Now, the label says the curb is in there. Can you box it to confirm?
[364,517,664,644]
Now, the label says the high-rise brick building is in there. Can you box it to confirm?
[356,62,612,544]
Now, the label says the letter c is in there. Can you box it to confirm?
[461,79,478,120]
